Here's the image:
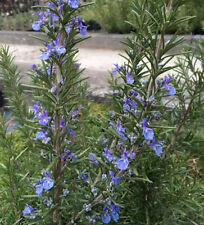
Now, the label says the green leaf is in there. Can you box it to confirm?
[15,147,28,161]
[21,83,49,91]
[56,66,61,84]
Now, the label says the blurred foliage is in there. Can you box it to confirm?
[0,12,36,31]
[81,0,204,34]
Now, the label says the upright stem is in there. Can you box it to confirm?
[52,31,65,224]
[52,109,62,224]
[146,0,173,100]
[9,157,19,222]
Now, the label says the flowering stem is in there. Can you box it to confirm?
[68,192,104,224]
[52,110,62,224]
[52,31,64,224]
[146,0,173,100]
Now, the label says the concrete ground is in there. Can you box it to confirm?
[3,43,203,98]
[9,44,125,97]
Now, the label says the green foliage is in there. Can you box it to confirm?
[106,0,204,223]
[0,12,36,31]
[0,121,30,224]
[81,0,133,33]
[0,0,204,224]
[81,0,204,34]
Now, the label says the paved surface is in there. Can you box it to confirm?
[2,43,203,98]
[8,44,125,97]
[0,31,203,50]
[0,32,203,99]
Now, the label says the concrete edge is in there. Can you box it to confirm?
[0,31,203,50]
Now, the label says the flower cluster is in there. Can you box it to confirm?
[101,201,120,224]
[23,204,35,216]
[33,171,54,196]
[41,35,66,61]
[32,0,82,31]
[83,65,177,223]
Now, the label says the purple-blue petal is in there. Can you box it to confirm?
[32,21,42,31]
[126,72,134,84]
[35,184,44,195]
[101,213,111,224]
[65,26,71,34]
[110,211,119,222]
[117,157,129,170]
[43,178,54,190]
[166,86,176,96]
[80,26,87,36]
[69,0,80,8]
[40,51,51,61]
[56,46,66,55]
[152,144,163,156]
[22,204,34,215]
[143,127,154,140]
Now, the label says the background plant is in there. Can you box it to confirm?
[81,0,204,34]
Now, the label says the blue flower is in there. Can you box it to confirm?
[53,35,66,55]
[110,201,120,212]
[130,100,137,108]
[41,51,51,61]
[162,76,176,96]
[34,178,44,195]
[101,203,120,223]
[30,64,37,70]
[130,152,136,160]
[112,64,120,74]
[123,97,131,113]
[109,171,120,186]
[55,46,66,55]
[110,210,119,222]
[79,26,87,36]
[117,151,129,170]
[32,21,42,31]
[152,143,163,156]
[89,153,99,165]
[32,11,44,31]
[37,110,51,126]
[78,171,88,180]
[65,26,71,34]
[142,118,154,141]
[30,101,40,117]
[116,120,127,140]
[151,139,163,156]
[126,72,134,84]
[22,204,35,215]
[34,130,50,144]
[130,89,138,97]
[60,75,64,85]
[77,17,87,36]
[143,127,154,140]
[33,171,54,195]
[60,119,65,128]
[43,171,54,190]
[69,129,75,135]
[101,213,111,224]
[68,0,80,9]
[166,86,176,96]
[104,148,113,162]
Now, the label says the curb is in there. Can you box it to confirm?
[0,31,203,50]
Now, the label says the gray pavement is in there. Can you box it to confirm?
[8,44,125,97]
[0,32,203,98]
